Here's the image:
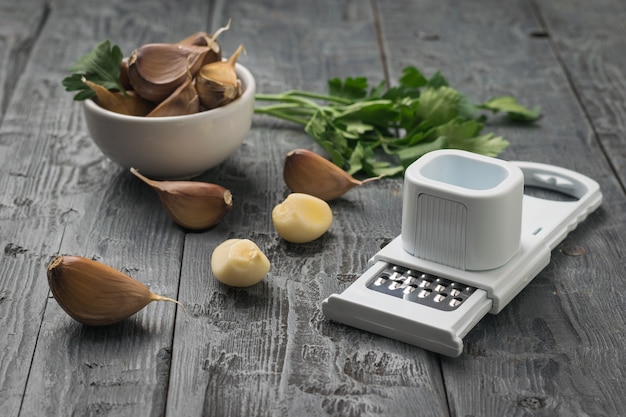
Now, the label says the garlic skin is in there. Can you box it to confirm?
[119,59,132,91]
[283,149,381,201]
[83,78,154,116]
[146,75,200,117]
[127,43,210,102]
[177,20,231,67]
[272,193,333,243]
[196,44,244,110]
[131,168,232,230]
[211,239,270,287]
[47,255,181,326]
[178,31,213,47]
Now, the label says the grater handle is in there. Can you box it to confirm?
[513,161,603,250]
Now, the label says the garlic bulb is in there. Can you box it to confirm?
[196,44,244,110]
[131,168,232,230]
[283,149,382,201]
[47,255,181,326]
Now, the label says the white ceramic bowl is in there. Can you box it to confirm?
[83,63,255,179]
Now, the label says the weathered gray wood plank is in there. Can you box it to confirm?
[0,1,70,416]
[378,0,626,416]
[534,0,626,185]
[1,0,624,415]
[167,1,449,416]
[2,0,207,415]
[0,0,49,117]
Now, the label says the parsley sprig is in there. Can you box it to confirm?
[62,40,127,100]
[255,66,541,177]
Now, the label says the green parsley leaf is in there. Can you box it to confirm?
[395,136,449,168]
[328,76,369,100]
[479,96,541,121]
[62,40,126,100]
[415,86,461,126]
[451,133,510,157]
[429,118,484,142]
[254,65,542,178]
[427,71,449,88]
[399,66,428,89]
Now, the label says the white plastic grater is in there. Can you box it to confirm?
[322,149,603,357]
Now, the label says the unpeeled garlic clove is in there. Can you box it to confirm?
[283,149,381,201]
[83,78,154,116]
[131,168,232,230]
[127,43,210,102]
[196,44,244,110]
[178,31,212,47]
[119,59,132,91]
[146,75,199,117]
[47,255,182,326]
[178,20,231,67]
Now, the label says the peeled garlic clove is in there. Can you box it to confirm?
[83,78,154,116]
[127,43,209,102]
[283,149,381,201]
[131,168,232,230]
[272,193,333,243]
[196,44,244,110]
[211,239,270,287]
[146,75,199,117]
[47,255,181,326]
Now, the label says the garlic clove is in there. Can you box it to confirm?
[211,238,270,287]
[272,193,333,243]
[178,20,231,67]
[196,44,244,110]
[119,59,132,91]
[131,168,232,230]
[178,31,212,47]
[127,43,210,102]
[283,149,381,201]
[83,78,154,116]
[146,75,199,117]
[47,255,182,326]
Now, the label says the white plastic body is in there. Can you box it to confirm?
[401,150,524,270]
[322,158,602,357]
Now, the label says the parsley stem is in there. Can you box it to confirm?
[255,91,352,105]
[255,107,309,126]
[254,103,315,114]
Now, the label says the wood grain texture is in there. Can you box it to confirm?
[533,0,626,183]
[0,0,48,116]
[0,0,624,416]
[167,1,448,416]
[0,1,76,415]
[378,0,626,416]
[0,0,207,416]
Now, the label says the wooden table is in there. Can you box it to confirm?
[1,0,624,416]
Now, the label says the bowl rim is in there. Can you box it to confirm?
[83,62,255,122]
